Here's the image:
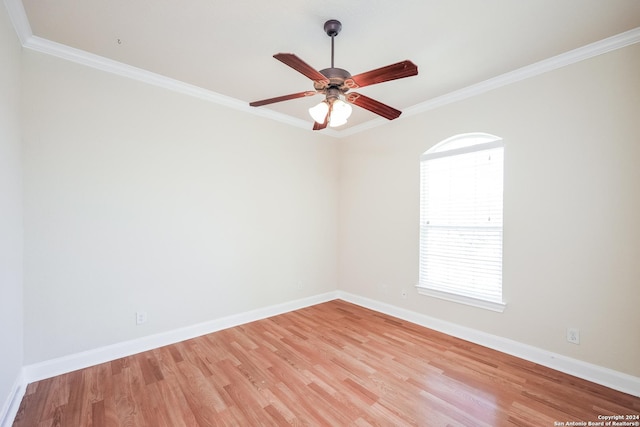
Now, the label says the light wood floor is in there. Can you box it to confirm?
[13,300,640,426]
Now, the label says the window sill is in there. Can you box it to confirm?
[415,286,506,313]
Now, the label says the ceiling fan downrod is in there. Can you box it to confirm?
[324,19,342,68]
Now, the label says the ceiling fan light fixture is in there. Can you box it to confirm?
[328,98,352,127]
[309,101,330,123]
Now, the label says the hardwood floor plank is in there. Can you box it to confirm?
[109,357,128,376]
[112,362,144,427]
[15,377,51,426]
[38,375,69,424]
[129,355,158,427]
[137,353,164,386]
[60,370,91,427]
[262,403,291,426]
[307,381,362,424]
[174,360,228,423]
[267,380,327,424]
[91,400,105,427]
[13,300,640,426]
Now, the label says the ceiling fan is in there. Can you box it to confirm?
[250,19,418,130]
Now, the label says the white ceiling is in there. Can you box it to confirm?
[12,0,640,133]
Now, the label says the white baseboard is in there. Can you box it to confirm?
[0,371,26,427]
[22,291,339,384]
[337,291,640,398]
[12,289,638,427]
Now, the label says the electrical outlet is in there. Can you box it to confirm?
[136,311,147,325]
[566,327,580,344]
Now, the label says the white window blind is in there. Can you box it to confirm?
[418,135,505,312]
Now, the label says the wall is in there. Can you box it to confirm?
[0,1,23,420]
[338,43,640,377]
[21,50,338,364]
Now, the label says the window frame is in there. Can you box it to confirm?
[417,133,506,312]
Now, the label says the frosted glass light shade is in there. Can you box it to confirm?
[309,101,329,123]
[329,99,352,127]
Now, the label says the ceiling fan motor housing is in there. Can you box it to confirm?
[315,67,352,93]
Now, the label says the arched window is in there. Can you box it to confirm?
[418,133,505,312]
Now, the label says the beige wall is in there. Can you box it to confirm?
[0,1,24,414]
[338,43,640,376]
[21,50,338,364]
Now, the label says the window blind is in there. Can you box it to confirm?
[419,140,504,307]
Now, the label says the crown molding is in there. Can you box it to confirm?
[20,34,343,137]
[403,26,640,118]
[4,0,640,138]
[337,26,640,138]
[23,35,319,133]
[3,0,31,44]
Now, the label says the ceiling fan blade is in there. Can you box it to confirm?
[273,53,330,83]
[312,103,330,130]
[346,92,402,120]
[250,91,317,107]
[346,60,418,89]
[313,120,328,131]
